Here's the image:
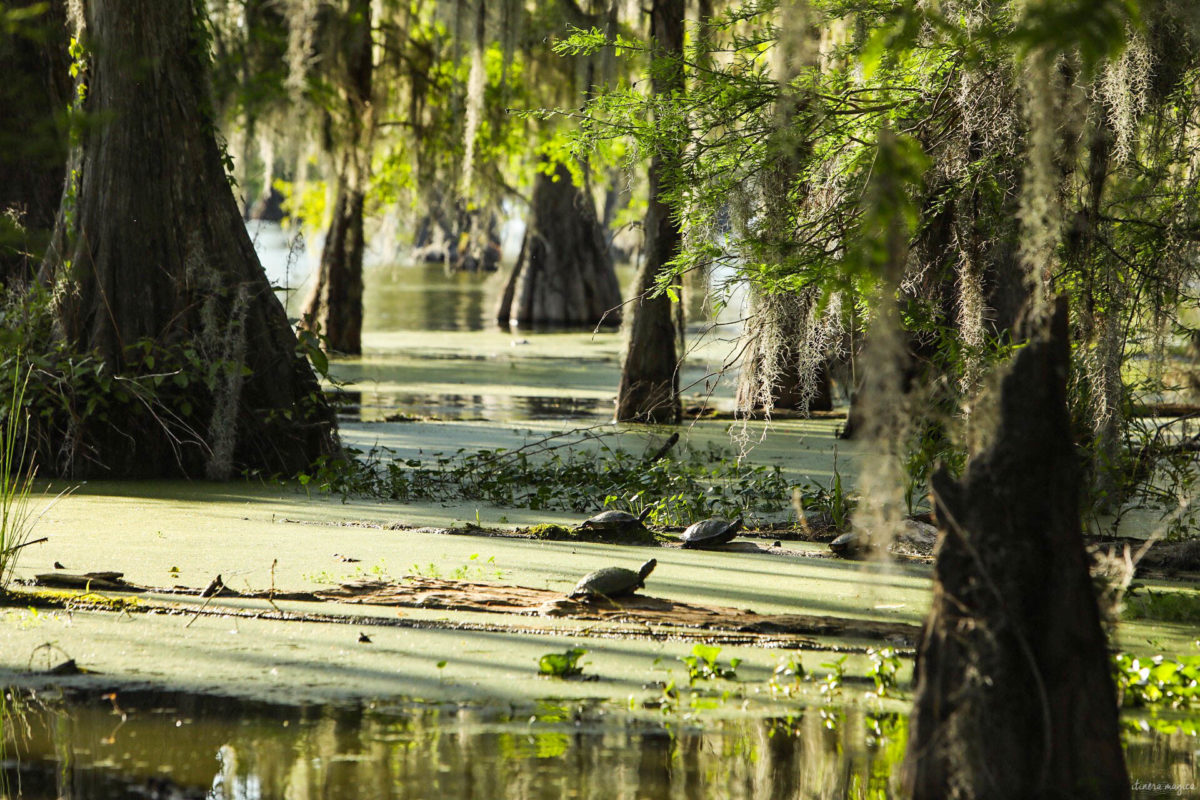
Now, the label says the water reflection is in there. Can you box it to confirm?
[332,390,612,422]
[4,689,1194,799]
[2,690,907,800]
[367,263,492,332]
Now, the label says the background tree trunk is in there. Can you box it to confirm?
[496,162,621,328]
[42,0,339,479]
[615,0,684,424]
[903,297,1128,799]
[303,166,366,353]
[736,289,834,415]
[0,0,70,286]
[300,0,374,355]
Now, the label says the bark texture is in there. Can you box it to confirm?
[496,162,621,328]
[42,0,339,478]
[302,173,366,353]
[300,0,373,355]
[615,0,684,424]
[904,296,1129,799]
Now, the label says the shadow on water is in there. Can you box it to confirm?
[1,688,1195,799]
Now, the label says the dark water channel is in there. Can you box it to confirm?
[2,689,1196,799]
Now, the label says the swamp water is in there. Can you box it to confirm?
[0,229,1194,798]
[2,689,1196,799]
[252,221,746,423]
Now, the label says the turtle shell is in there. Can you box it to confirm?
[680,517,743,549]
[569,559,657,599]
[582,510,639,527]
[579,507,652,529]
[829,530,868,558]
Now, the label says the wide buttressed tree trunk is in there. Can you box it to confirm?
[903,296,1128,799]
[42,0,339,479]
[299,0,374,355]
[496,161,621,328]
[615,0,684,424]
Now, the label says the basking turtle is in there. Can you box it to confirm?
[829,530,870,559]
[680,517,743,549]
[577,507,652,536]
[569,559,657,600]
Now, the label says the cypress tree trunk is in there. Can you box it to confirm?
[41,0,339,479]
[302,166,366,353]
[496,161,621,328]
[735,290,834,415]
[904,297,1128,799]
[299,0,373,355]
[615,0,684,424]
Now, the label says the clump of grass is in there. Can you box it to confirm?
[1121,586,1200,623]
[0,362,36,590]
[525,523,574,540]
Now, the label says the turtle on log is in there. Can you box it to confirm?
[568,559,657,600]
[680,517,743,549]
[576,507,653,537]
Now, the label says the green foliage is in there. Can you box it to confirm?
[0,288,330,479]
[525,523,573,540]
[678,644,740,685]
[819,655,849,700]
[553,0,1200,541]
[768,654,807,697]
[794,461,856,531]
[0,361,36,590]
[525,521,663,545]
[0,3,48,35]
[302,441,791,526]
[1122,587,1200,624]
[902,420,965,516]
[538,648,587,678]
[1114,651,1200,711]
[865,647,901,698]
[1013,0,1139,71]
[275,178,328,233]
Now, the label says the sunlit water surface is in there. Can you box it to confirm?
[2,689,1194,799]
[249,222,745,423]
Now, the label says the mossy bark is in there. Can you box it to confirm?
[299,0,374,356]
[496,162,621,328]
[903,297,1128,799]
[41,0,339,478]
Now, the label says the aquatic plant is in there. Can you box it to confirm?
[678,644,740,685]
[865,647,902,698]
[538,648,587,678]
[1122,587,1200,624]
[793,457,857,532]
[1113,651,1200,711]
[298,439,794,526]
